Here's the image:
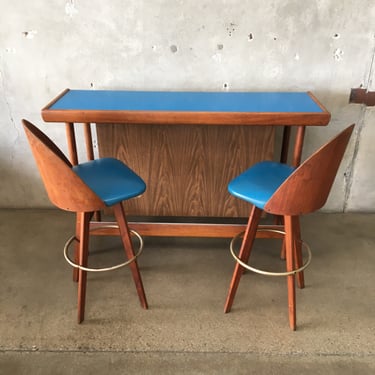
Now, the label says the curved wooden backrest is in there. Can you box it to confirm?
[264,124,355,216]
[22,119,104,212]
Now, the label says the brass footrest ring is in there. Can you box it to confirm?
[230,229,312,277]
[63,225,144,272]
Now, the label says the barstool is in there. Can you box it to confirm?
[224,124,354,330]
[23,119,148,323]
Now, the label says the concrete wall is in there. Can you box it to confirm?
[1,0,374,211]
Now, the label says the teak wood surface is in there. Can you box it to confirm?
[96,124,274,218]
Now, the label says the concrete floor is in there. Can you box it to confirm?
[0,209,374,374]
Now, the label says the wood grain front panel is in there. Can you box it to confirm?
[96,124,274,217]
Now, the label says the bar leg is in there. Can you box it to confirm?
[83,122,95,160]
[65,122,78,165]
[277,126,290,259]
[292,126,306,167]
[280,126,291,164]
[83,122,101,222]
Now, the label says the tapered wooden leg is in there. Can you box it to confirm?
[73,213,81,283]
[280,240,286,260]
[113,203,148,310]
[224,206,262,313]
[292,216,305,289]
[279,218,304,290]
[277,215,286,261]
[74,212,94,283]
[77,212,91,323]
[284,215,296,330]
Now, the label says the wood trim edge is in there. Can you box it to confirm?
[89,221,285,239]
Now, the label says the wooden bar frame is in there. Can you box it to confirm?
[90,221,285,239]
[42,89,330,238]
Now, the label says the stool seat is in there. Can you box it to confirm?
[228,161,295,209]
[73,158,146,206]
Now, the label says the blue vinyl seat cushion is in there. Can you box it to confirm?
[228,161,295,209]
[73,158,146,206]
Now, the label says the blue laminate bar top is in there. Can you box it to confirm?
[49,90,323,113]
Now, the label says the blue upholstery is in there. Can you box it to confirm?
[73,158,146,206]
[228,161,295,209]
[50,90,323,114]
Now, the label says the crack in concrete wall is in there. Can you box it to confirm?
[0,58,20,161]
[344,35,375,212]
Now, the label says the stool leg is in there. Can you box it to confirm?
[279,217,304,289]
[224,206,262,313]
[77,211,91,323]
[74,212,94,283]
[113,203,148,310]
[279,216,286,261]
[73,213,81,283]
[292,216,305,289]
[280,240,286,260]
[284,215,296,330]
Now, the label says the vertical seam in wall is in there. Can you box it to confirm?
[0,54,20,161]
[365,34,375,89]
[343,108,365,212]
[343,36,375,212]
